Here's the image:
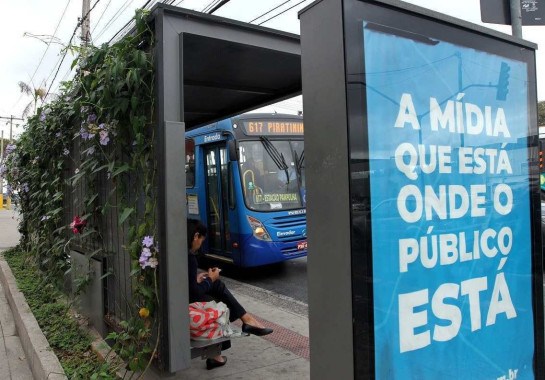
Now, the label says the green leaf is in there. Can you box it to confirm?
[118,207,134,225]
[111,164,130,178]
[131,95,137,110]
[92,165,108,174]
[49,207,63,216]
[71,57,79,69]
[86,194,98,206]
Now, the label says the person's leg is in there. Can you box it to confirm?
[208,279,273,335]
[208,280,246,322]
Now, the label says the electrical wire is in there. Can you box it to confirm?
[257,0,310,25]
[45,0,103,99]
[11,0,73,110]
[202,0,220,13]
[93,0,135,42]
[91,0,114,36]
[106,0,160,44]
[249,0,290,23]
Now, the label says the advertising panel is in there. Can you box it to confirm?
[363,20,535,379]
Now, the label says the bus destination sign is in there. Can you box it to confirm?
[242,120,304,136]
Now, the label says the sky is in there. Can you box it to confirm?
[0,0,543,141]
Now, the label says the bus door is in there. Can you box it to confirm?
[203,144,235,261]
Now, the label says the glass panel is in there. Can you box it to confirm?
[205,148,221,251]
[185,139,195,187]
[238,140,304,211]
[219,147,230,250]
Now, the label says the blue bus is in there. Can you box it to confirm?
[185,113,307,267]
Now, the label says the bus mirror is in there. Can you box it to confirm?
[228,140,238,161]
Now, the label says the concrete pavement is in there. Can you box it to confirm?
[0,208,310,379]
[0,209,35,379]
[152,280,311,379]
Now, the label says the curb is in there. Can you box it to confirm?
[0,252,67,380]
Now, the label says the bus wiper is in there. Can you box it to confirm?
[295,150,304,177]
[260,137,289,182]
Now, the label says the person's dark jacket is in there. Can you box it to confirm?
[188,253,213,303]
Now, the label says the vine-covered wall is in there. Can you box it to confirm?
[2,10,162,373]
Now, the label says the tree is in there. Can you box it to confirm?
[17,81,47,118]
[539,100,545,126]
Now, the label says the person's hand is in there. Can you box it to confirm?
[197,272,208,283]
[207,267,221,282]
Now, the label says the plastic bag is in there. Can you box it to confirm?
[189,301,236,340]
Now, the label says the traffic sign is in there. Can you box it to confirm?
[481,0,545,25]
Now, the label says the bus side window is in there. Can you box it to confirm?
[186,139,196,187]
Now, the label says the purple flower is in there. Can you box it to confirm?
[5,144,16,155]
[6,185,13,197]
[87,114,97,123]
[141,248,152,258]
[142,236,154,248]
[0,165,6,176]
[139,255,148,268]
[98,123,105,130]
[55,132,62,138]
[23,183,29,193]
[99,130,110,146]
[41,215,51,221]
[80,127,89,140]
[40,112,46,122]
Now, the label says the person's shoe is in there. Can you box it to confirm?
[206,356,227,370]
[242,323,273,336]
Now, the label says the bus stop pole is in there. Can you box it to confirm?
[510,0,523,38]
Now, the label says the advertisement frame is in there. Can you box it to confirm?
[343,0,543,378]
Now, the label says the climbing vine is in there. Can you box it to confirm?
[2,9,160,374]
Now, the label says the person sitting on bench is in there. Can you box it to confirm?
[187,218,273,369]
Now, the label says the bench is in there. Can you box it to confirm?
[190,337,231,360]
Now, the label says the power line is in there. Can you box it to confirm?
[45,0,103,99]
[202,0,220,13]
[207,0,231,14]
[249,0,290,23]
[11,0,73,111]
[93,0,135,42]
[55,0,150,93]
[108,0,163,44]
[91,0,114,36]
[257,0,310,25]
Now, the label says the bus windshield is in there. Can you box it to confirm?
[239,139,305,211]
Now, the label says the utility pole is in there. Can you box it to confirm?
[81,0,91,45]
[510,0,523,38]
[0,115,24,143]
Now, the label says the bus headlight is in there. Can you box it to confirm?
[247,216,272,241]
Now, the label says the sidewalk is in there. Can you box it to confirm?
[0,209,310,379]
[0,209,34,379]
[153,280,311,379]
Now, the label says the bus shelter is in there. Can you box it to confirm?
[152,4,302,372]
[68,4,302,374]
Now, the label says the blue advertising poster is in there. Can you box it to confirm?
[363,23,534,379]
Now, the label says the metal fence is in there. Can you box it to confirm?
[62,135,142,333]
